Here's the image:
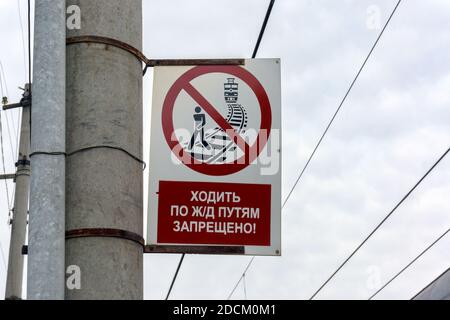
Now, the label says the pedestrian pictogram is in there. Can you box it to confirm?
[161,65,273,176]
[189,106,211,151]
[148,59,282,256]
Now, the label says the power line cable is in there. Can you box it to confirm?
[243,272,248,300]
[3,111,16,163]
[0,57,19,160]
[164,0,277,301]
[228,0,403,300]
[0,240,7,271]
[369,228,450,300]
[165,254,185,300]
[0,61,9,97]
[14,0,31,158]
[0,61,20,210]
[9,0,32,210]
[309,146,450,300]
[7,0,31,159]
[17,0,29,82]
[0,70,4,98]
[282,0,402,210]
[227,257,255,300]
[27,0,32,146]
[0,109,12,215]
[28,0,32,87]
[0,60,15,219]
[0,64,17,159]
[252,0,275,59]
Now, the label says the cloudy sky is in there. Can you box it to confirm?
[1,0,449,300]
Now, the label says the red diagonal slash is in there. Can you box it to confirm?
[183,82,250,153]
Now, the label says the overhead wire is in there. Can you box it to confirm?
[243,272,248,300]
[17,0,29,82]
[0,61,10,97]
[0,240,7,271]
[28,0,32,87]
[0,60,14,226]
[227,257,255,300]
[0,63,17,163]
[0,102,12,225]
[165,253,185,300]
[11,0,29,159]
[310,147,450,300]
[228,0,403,300]
[282,0,403,210]
[369,228,450,300]
[165,0,277,300]
[0,107,8,269]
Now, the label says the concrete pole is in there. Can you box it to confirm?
[65,0,143,299]
[5,89,30,300]
[28,0,66,300]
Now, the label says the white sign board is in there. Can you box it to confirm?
[148,59,281,256]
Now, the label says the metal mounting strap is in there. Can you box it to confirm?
[66,35,246,76]
[145,245,245,255]
[146,59,246,67]
[66,228,145,248]
[67,35,150,65]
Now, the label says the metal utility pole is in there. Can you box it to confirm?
[28,0,66,300]
[65,0,143,299]
[4,85,31,300]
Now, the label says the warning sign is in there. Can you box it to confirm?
[148,59,281,256]
[162,65,272,176]
[157,181,271,246]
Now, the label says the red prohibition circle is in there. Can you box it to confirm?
[162,65,272,176]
